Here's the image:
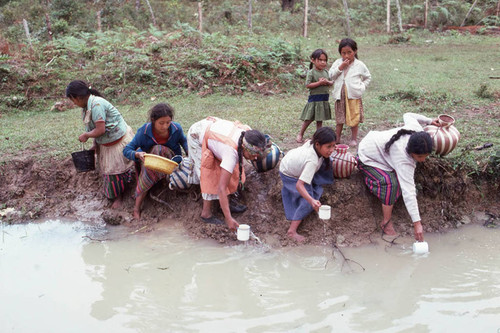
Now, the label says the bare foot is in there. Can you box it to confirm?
[296,134,304,143]
[287,231,305,243]
[111,197,123,209]
[133,209,141,220]
[381,221,397,236]
[349,140,357,147]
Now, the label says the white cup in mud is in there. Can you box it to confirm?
[237,224,250,241]
[318,205,331,220]
[413,241,429,254]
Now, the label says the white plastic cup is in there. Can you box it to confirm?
[237,224,250,241]
[318,205,331,220]
[413,241,429,254]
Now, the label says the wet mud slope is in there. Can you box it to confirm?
[1,155,499,247]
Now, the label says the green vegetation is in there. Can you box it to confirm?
[0,1,499,183]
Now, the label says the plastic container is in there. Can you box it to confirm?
[318,205,331,220]
[71,144,95,173]
[143,154,178,174]
[412,241,429,254]
[237,224,250,241]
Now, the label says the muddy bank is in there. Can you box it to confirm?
[0,154,498,247]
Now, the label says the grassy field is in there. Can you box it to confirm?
[1,32,499,173]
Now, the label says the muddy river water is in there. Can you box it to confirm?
[1,219,499,332]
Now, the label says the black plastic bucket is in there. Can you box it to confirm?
[71,147,95,172]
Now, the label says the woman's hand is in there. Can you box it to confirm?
[318,77,328,86]
[430,119,440,127]
[309,199,321,212]
[135,151,146,162]
[225,216,239,232]
[78,133,89,143]
[414,221,424,242]
[339,58,350,71]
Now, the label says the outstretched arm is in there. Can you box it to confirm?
[218,168,239,231]
[296,179,321,212]
[414,221,424,241]
[79,121,105,142]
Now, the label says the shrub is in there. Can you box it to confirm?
[474,84,494,99]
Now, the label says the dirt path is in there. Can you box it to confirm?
[1,153,498,247]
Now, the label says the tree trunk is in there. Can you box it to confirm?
[395,0,403,32]
[248,0,252,32]
[44,0,52,41]
[22,19,33,49]
[45,13,53,41]
[461,0,480,27]
[342,0,351,37]
[386,0,391,33]
[97,10,102,32]
[281,0,296,11]
[144,0,157,27]
[496,0,500,21]
[303,0,308,38]
[198,1,203,34]
[424,0,428,29]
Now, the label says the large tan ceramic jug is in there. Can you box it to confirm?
[331,144,357,178]
[424,114,460,156]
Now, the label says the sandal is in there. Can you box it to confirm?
[229,198,247,214]
[201,216,225,225]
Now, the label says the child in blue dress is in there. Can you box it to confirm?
[280,127,336,242]
[297,49,333,143]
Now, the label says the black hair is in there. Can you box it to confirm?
[338,38,359,59]
[311,127,336,169]
[237,129,266,190]
[149,103,174,123]
[311,127,336,146]
[65,80,103,98]
[384,130,433,155]
[309,49,328,69]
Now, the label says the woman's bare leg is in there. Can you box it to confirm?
[381,204,397,235]
[335,124,343,144]
[350,125,359,146]
[287,220,305,242]
[297,120,313,143]
[133,191,148,219]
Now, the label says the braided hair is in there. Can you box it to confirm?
[384,129,433,155]
[66,80,103,99]
[237,129,266,191]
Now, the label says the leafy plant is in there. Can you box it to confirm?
[474,84,494,99]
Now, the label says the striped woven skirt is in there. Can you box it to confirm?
[135,145,174,197]
[103,169,135,200]
[356,157,401,206]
